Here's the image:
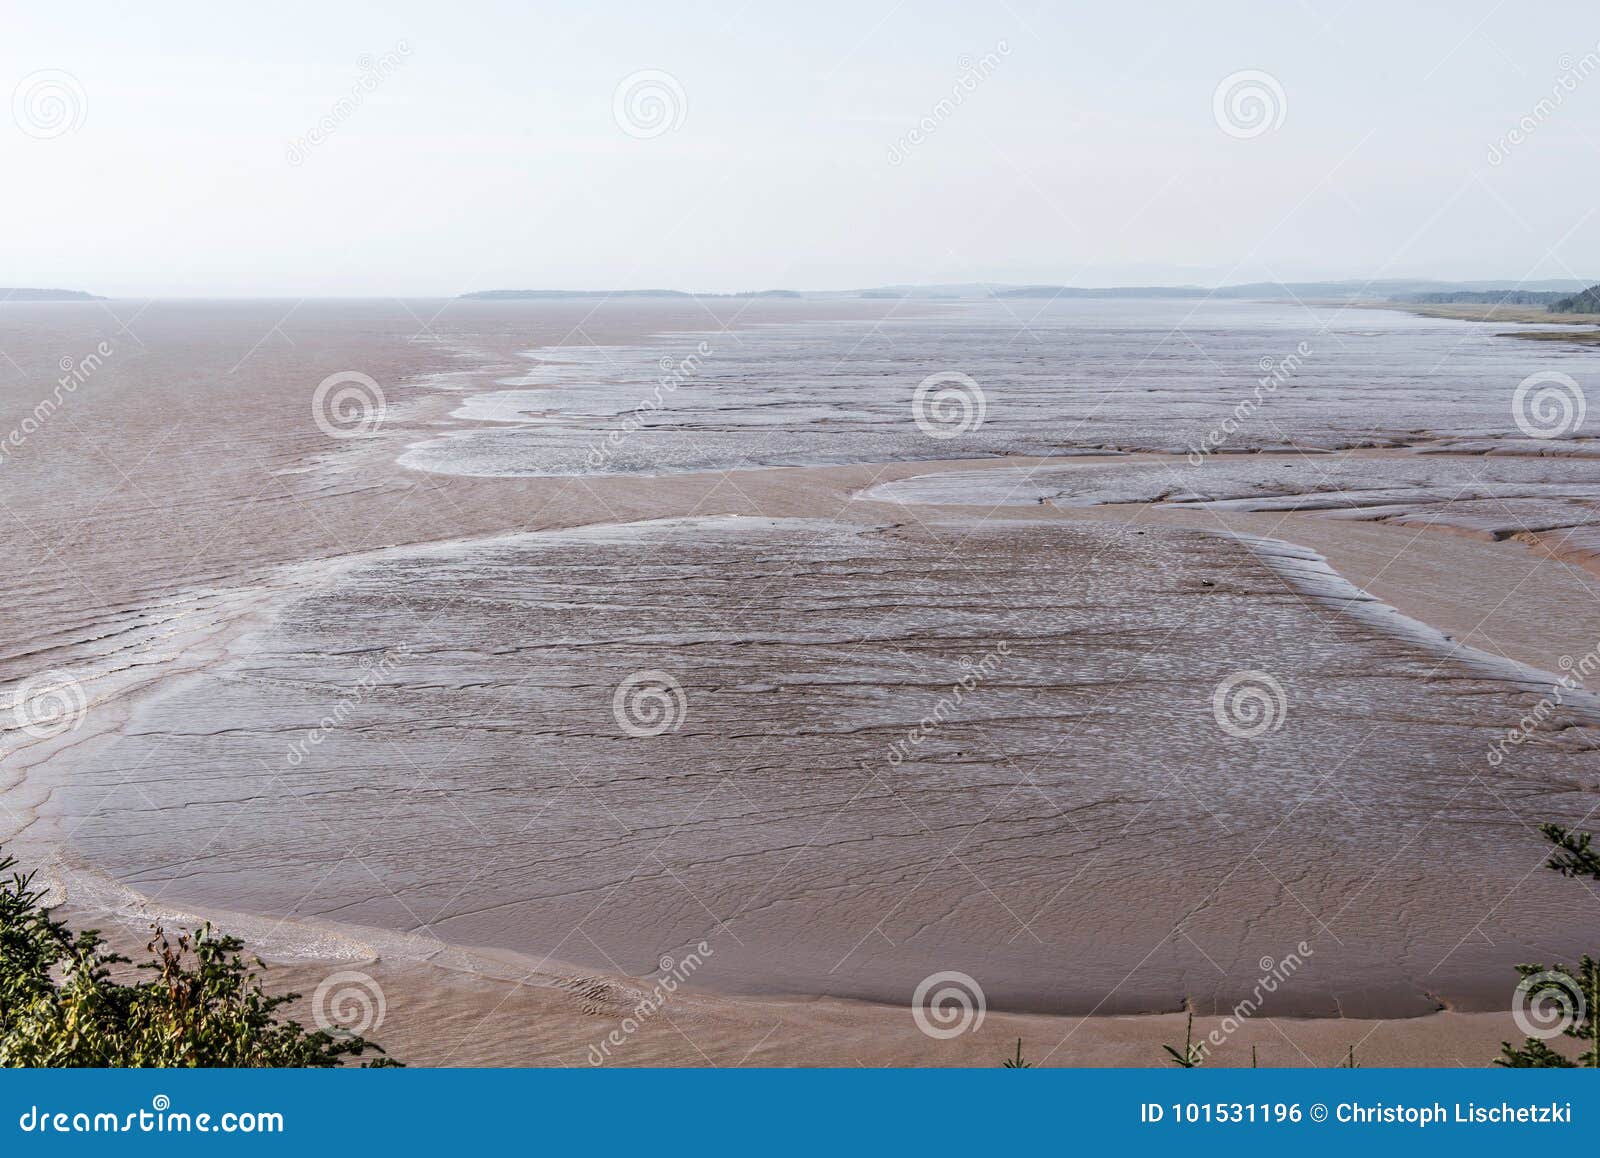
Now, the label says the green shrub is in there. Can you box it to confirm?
[1000,1037,1032,1067]
[0,847,397,1067]
[1163,1010,1201,1067]
[1497,825,1600,1068]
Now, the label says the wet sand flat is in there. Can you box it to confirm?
[5,297,1600,1064]
[37,507,1600,1018]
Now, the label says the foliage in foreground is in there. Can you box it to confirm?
[1164,1010,1201,1067]
[1497,824,1600,1068]
[1000,1037,1032,1067]
[0,848,396,1067]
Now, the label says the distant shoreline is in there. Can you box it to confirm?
[0,288,102,302]
[1363,298,1600,343]
[457,278,1597,304]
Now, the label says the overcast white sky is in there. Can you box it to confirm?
[4,0,1599,296]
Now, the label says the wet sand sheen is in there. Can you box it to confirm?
[22,451,1600,1065]
[37,462,1600,1022]
[6,299,1600,1063]
[857,450,1600,677]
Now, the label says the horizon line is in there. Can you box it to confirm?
[4,274,1596,304]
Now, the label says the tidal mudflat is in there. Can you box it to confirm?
[5,296,1600,1063]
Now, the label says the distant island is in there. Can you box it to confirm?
[461,289,802,301]
[0,288,101,301]
[462,278,1595,304]
[1001,278,1593,301]
[464,277,1600,346]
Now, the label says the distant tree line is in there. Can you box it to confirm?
[1551,284,1600,314]
[1393,283,1600,314]
[1400,290,1568,305]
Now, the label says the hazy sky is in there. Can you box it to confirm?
[4,0,1599,296]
